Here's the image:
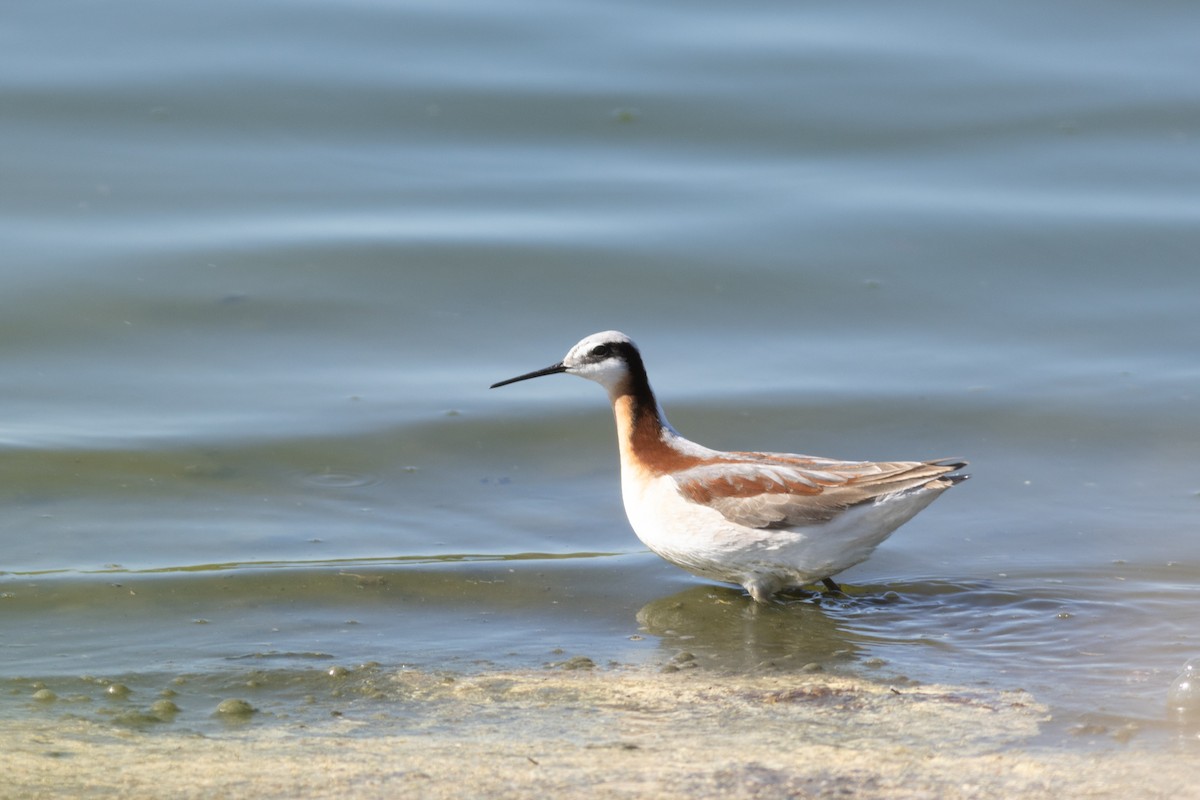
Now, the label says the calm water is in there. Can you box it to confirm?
[3,0,1199,748]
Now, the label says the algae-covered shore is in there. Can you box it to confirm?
[6,665,1196,799]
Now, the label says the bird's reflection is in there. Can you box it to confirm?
[635,584,875,672]
[634,578,991,673]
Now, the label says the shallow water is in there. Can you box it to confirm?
[3,0,1200,753]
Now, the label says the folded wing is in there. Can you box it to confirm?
[671,455,967,528]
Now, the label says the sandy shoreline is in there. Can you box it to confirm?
[5,666,1196,799]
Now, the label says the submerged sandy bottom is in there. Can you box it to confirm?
[5,665,1196,799]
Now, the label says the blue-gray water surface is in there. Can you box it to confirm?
[2,0,1199,751]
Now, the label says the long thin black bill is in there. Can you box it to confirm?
[489,362,567,389]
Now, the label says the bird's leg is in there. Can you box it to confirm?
[821,577,842,594]
[746,582,774,604]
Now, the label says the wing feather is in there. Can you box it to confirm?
[672,455,967,529]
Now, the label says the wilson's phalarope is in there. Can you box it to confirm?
[491,331,968,602]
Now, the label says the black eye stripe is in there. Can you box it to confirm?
[590,344,611,358]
